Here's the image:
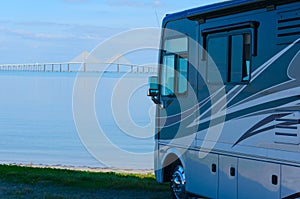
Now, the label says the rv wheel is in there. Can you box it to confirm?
[170,164,187,199]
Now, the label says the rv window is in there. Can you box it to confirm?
[161,54,175,96]
[243,34,251,82]
[161,36,188,96]
[177,55,188,94]
[231,35,244,83]
[207,36,228,83]
[206,32,251,84]
[165,37,188,53]
[231,33,251,83]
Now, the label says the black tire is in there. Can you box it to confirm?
[170,162,187,199]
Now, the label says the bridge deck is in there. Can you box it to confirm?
[0,62,157,74]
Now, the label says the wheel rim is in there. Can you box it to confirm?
[170,165,186,199]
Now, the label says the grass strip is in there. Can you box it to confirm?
[0,165,168,192]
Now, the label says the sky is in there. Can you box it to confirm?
[0,0,223,64]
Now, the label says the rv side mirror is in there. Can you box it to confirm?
[148,76,160,104]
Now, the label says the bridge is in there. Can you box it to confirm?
[0,62,157,74]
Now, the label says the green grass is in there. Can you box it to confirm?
[0,165,170,199]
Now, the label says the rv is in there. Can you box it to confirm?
[148,0,300,198]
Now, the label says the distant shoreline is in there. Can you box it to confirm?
[5,163,154,175]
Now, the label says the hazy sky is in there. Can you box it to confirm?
[0,0,223,64]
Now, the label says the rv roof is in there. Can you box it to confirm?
[163,0,298,23]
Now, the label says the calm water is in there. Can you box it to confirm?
[0,71,155,169]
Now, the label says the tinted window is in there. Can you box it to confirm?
[161,37,188,96]
[207,36,228,83]
[177,55,188,94]
[161,54,175,96]
[206,32,251,84]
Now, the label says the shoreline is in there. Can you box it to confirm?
[4,163,154,175]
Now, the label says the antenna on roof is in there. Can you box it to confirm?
[154,9,160,27]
